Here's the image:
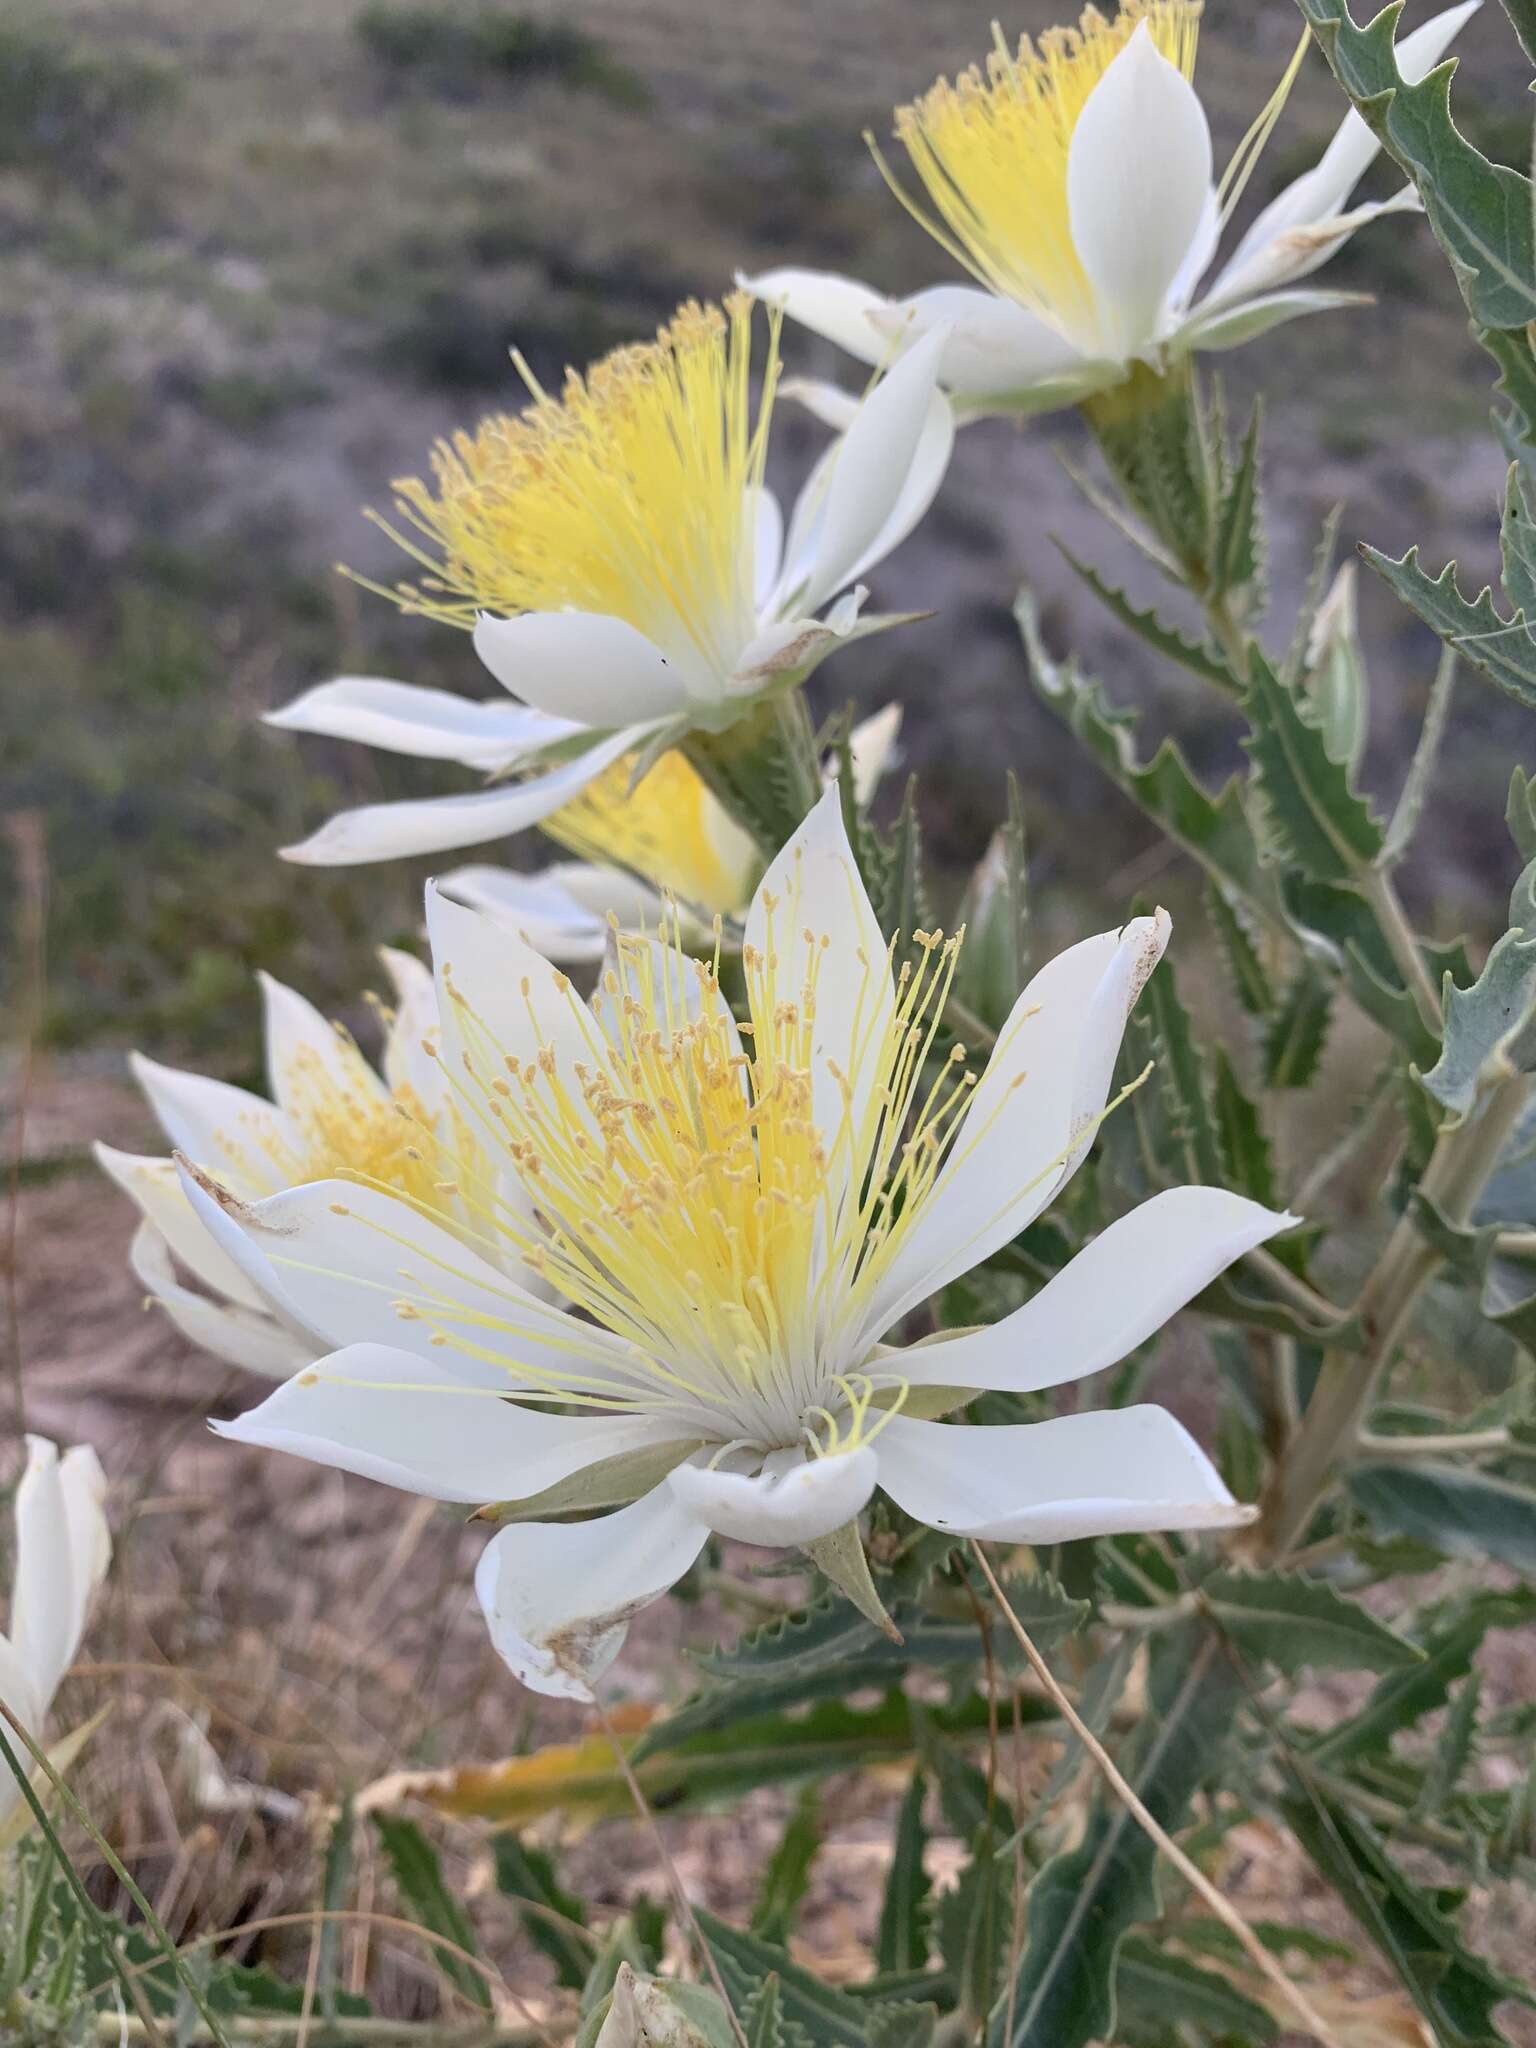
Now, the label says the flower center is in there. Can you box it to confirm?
[361,294,781,689]
[542,750,760,915]
[423,909,976,1447]
[883,1,1201,346]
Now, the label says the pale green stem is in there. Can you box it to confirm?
[1354,1426,1511,1460]
[1258,1071,1530,1559]
[1361,866,1443,1037]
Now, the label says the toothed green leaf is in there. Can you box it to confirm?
[1201,1568,1422,1675]
[1296,0,1536,330]
[1054,544,1242,693]
[1366,544,1536,713]
[877,1771,932,1979]
[1262,962,1332,1089]
[1243,649,1383,882]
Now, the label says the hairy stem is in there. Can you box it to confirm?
[1258,1072,1529,1557]
[1361,866,1443,1036]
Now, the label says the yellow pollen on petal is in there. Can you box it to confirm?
[360,294,781,683]
[884,1,1201,344]
[542,749,760,914]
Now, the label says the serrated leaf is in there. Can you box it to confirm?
[1296,0,1536,330]
[936,1842,1006,2027]
[1262,962,1331,1089]
[1422,919,1536,1123]
[1055,544,1242,692]
[694,1912,867,2048]
[1282,1786,1530,2046]
[988,1627,1243,2048]
[742,1976,803,2048]
[1017,589,1265,903]
[751,1788,821,1947]
[1212,1050,1278,1206]
[863,2003,940,2048]
[1285,505,1345,683]
[372,1814,490,2013]
[1206,882,1272,1016]
[877,1771,931,1978]
[1209,399,1264,602]
[1349,1463,1536,1576]
[1138,958,1227,1185]
[1116,1937,1278,2045]
[1366,544,1536,714]
[1306,1590,1536,1767]
[1418,1673,1482,1819]
[492,1834,592,1991]
[1201,1568,1422,1676]
[1086,363,1214,576]
[1384,644,1457,866]
[1500,0,1536,65]
[1243,649,1383,881]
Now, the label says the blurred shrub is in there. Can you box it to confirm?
[0,19,175,185]
[353,4,646,108]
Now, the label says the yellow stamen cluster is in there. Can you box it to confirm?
[542,750,760,915]
[368,295,780,679]
[885,1,1201,341]
[427,908,976,1448]
[278,1039,449,1212]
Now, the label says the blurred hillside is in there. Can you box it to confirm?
[1,0,1531,1065]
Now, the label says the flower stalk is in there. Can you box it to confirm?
[1258,1069,1531,1559]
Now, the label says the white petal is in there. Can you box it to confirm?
[667,1446,877,1546]
[128,1221,316,1379]
[475,1485,708,1700]
[861,913,1170,1336]
[868,286,1088,398]
[1200,189,1418,311]
[1179,287,1372,354]
[280,725,656,866]
[751,485,784,611]
[213,1343,682,1504]
[260,970,385,1126]
[10,1439,75,1713]
[440,864,664,956]
[1067,25,1214,358]
[903,1188,1296,1392]
[847,704,903,806]
[426,879,603,1090]
[816,384,955,598]
[1166,187,1222,311]
[437,865,613,963]
[97,1144,267,1309]
[379,947,442,1102]
[875,1406,1251,1543]
[796,326,947,614]
[744,786,895,1175]
[57,1448,110,1640]
[265,678,576,770]
[739,267,890,365]
[472,613,687,726]
[1210,0,1478,303]
[127,1053,293,1195]
[0,1632,41,1741]
[174,1166,624,1391]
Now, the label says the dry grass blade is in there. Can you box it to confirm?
[968,1541,1345,2048]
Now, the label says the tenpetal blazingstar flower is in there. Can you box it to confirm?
[0,1436,111,1843]
[438,704,903,964]
[266,296,952,867]
[97,951,547,1378]
[744,0,1478,417]
[189,791,1293,1701]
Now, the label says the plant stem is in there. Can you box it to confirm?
[1353,1426,1511,1460]
[1204,591,1251,685]
[1361,866,1442,1036]
[1258,1072,1529,1557]
[1241,1246,1348,1329]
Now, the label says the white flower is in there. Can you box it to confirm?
[97,951,548,1379]
[439,704,904,965]
[0,1437,111,1842]
[186,791,1293,1701]
[266,297,951,867]
[743,0,1478,418]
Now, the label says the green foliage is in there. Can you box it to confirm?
[372,1813,490,2013]
[751,1789,823,1946]
[1366,544,1536,713]
[1201,1567,1423,1675]
[1349,1463,1536,1575]
[1296,0,1536,329]
[875,1772,931,1979]
[354,2,646,105]
[1243,650,1383,882]
[493,1832,593,1989]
